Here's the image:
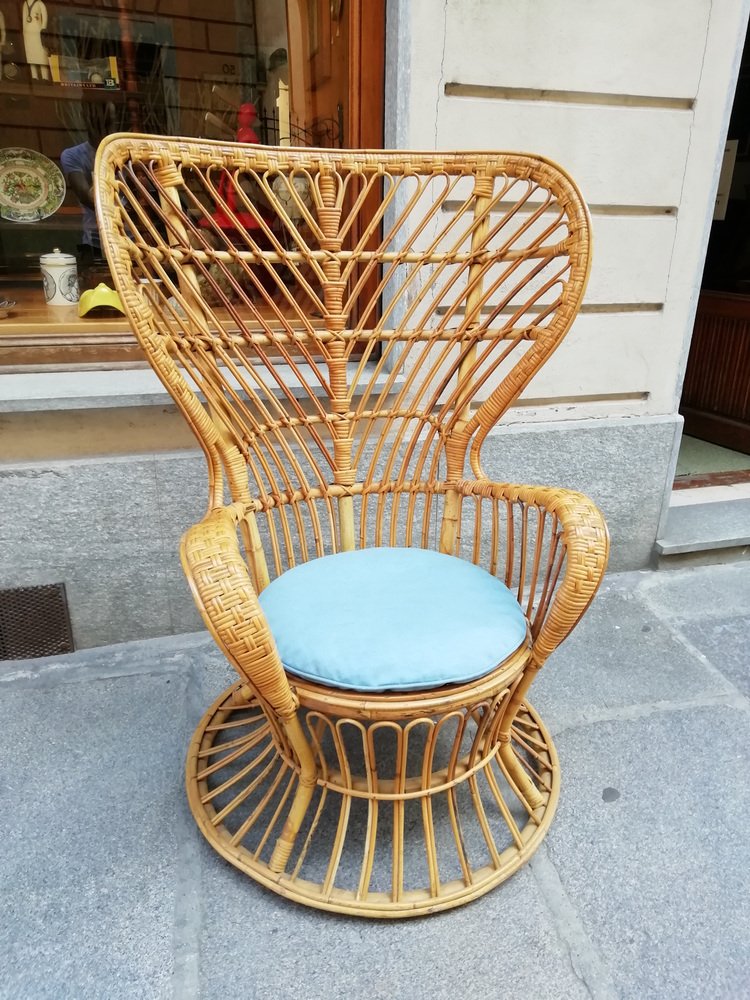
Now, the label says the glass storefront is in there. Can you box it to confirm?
[0,0,381,366]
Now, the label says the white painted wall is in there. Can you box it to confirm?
[385,0,750,424]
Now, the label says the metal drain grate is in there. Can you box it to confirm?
[0,583,74,660]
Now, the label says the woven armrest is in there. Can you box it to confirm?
[458,479,610,665]
[180,504,298,718]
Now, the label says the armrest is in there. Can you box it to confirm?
[181,504,319,873]
[457,480,610,666]
[180,503,298,718]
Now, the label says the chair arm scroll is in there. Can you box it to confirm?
[181,504,319,873]
[180,503,298,718]
[458,480,610,666]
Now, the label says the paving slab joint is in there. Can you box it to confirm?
[171,658,205,1000]
[550,690,749,737]
[530,846,619,1000]
[634,586,750,713]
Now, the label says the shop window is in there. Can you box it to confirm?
[0,0,384,368]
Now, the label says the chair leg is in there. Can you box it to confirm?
[269,713,318,874]
[229,683,255,707]
[497,665,545,811]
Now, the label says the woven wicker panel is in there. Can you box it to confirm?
[96,140,590,523]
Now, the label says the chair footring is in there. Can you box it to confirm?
[186,681,560,918]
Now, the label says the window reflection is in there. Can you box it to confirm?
[0,0,369,362]
[0,1,338,293]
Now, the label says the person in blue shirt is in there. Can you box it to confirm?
[60,100,118,251]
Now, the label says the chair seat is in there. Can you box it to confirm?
[258,547,529,692]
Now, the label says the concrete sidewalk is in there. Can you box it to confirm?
[1,562,748,1000]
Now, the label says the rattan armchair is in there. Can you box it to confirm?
[95,137,609,918]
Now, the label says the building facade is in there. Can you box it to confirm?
[1,0,748,649]
[386,0,750,564]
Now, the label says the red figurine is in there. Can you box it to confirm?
[202,103,265,233]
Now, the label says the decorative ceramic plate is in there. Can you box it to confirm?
[0,148,66,223]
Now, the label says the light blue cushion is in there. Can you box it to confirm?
[258,547,528,692]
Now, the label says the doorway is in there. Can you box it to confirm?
[676,26,750,492]
[284,0,384,149]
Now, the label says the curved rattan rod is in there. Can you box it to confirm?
[370,178,559,338]
[348,175,525,330]
[143,164,328,341]
[186,175,331,319]
[200,340,335,489]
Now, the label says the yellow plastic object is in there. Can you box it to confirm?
[77,282,125,316]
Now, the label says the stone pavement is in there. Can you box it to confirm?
[0,562,748,1000]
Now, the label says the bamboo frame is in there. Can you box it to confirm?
[95,135,609,917]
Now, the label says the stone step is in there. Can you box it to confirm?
[654,498,750,567]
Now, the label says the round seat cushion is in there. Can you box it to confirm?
[258,547,529,692]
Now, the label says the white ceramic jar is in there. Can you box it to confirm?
[40,248,79,306]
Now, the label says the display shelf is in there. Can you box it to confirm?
[0,80,128,102]
[0,283,131,336]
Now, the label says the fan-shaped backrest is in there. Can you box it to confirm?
[96,136,590,572]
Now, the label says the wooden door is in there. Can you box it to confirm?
[680,291,750,454]
[286,0,384,148]
[285,0,385,339]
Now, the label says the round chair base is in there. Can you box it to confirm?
[186,681,560,918]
